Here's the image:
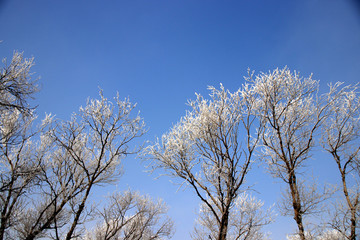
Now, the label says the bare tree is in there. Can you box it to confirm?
[145,84,265,240]
[12,91,146,240]
[86,190,174,240]
[248,68,331,240]
[321,83,360,240]
[192,192,274,240]
[0,50,43,240]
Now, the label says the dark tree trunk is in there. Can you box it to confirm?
[289,173,306,240]
[218,210,229,240]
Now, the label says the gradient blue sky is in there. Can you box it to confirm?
[1,0,360,239]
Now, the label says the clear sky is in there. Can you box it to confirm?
[1,0,360,239]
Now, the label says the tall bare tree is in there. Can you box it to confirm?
[0,50,42,240]
[145,84,266,240]
[249,68,331,240]
[17,91,146,240]
[322,83,360,240]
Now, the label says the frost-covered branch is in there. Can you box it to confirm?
[0,51,37,115]
[145,84,265,240]
[86,190,174,240]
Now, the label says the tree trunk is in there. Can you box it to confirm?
[289,173,306,240]
[350,211,356,240]
[340,169,357,240]
[0,217,5,240]
[217,210,229,240]
[294,209,306,240]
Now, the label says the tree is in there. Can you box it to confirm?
[321,83,360,240]
[16,91,146,240]
[0,51,42,240]
[86,190,174,240]
[145,84,267,240]
[0,50,172,240]
[248,67,331,240]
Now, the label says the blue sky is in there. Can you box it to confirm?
[1,0,360,239]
